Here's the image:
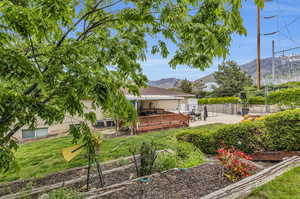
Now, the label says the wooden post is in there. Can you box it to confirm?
[86,155,91,191]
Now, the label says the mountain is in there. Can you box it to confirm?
[198,55,300,85]
[148,78,181,89]
[148,55,300,89]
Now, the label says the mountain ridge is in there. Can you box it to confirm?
[148,55,300,89]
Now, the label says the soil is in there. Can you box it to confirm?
[86,162,234,199]
[0,156,136,197]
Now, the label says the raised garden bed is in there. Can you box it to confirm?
[84,162,259,199]
[83,157,300,199]
[0,150,172,199]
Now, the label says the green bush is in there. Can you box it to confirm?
[177,122,263,154]
[154,153,176,172]
[248,96,266,105]
[276,81,300,89]
[177,109,300,153]
[262,109,300,151]
[267,87,300,106]
[176,130,217,154]
[198,97,239,104]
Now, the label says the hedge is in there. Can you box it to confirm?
[248,96,266,105]
[276,81,300,89]
[198,97,239,104]
[262,109,300,151]
[177,109,300,153]
[199,96,268,105]
[267,87,300,106]
[177,121,263,154]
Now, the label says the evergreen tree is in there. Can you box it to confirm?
[213,61,253,97]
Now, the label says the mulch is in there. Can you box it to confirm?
[87,162,235,199]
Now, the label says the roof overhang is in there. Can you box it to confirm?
[126,95,184,101]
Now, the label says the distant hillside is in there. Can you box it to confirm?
[148,55,300,89]
[148,78,181,89]
[198,56,300,85]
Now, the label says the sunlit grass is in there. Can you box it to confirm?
[0,124,222,182]
[247,166,300,199]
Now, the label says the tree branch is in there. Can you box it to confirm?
[56,0,107,47]
[29,37,42,73]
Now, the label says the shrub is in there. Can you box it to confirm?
[177,109,300,154]
[276,81,300,89]
[176,130,217,154]
[262,109,300,151]
[248,96,266,105]
[154,153,176,172]
[130,141,158,177]
[267,87,300,106]
[217,146,256,182]
[198,97,239,104]
[177,122,264,154]
[213,122,264,153]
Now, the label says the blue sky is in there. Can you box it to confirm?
[141,0,300,81]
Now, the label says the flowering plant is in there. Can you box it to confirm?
[217,145,256,182]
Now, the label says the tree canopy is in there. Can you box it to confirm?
[0,0,263,172]
[212,60,253,97]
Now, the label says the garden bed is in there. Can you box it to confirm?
[0,150,172,199]
[0,155,134,197]
[85,162,259,199]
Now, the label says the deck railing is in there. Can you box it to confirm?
[133,112,190,132]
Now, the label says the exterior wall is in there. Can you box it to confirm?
[140,99,184,112]
[13,100,105,141]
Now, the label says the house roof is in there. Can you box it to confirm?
[126,95,184,101]
[124,86,195,97]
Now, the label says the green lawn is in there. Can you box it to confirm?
[0,124,222,182]
[247,166,300,199]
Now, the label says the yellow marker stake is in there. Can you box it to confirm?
[62,144,83,162]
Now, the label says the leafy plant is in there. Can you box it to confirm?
[217,146,256,182]
[154,153,176,172]
[130,141,158,177]
[48,188,83,199]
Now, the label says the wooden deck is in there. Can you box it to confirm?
[133,112,190,132]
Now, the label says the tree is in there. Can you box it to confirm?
[177,79,193,94]
[0,0,263,172]
[213,61,253,97]
[192,79,207,98]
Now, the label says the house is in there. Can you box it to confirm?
[13,87,196,141]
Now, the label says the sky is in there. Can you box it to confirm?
[141,0,300,81]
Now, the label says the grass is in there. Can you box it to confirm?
[0,124,222,182]
[247,166,300,199]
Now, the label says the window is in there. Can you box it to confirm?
[22,128,48,139]
[93,121,105,128]
[106,120,115,127]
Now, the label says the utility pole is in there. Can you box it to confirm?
[256,6,261,89]
[272,40,275,82]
